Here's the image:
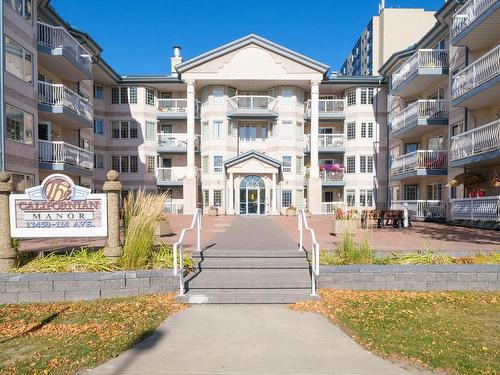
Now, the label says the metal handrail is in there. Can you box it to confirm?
[298,209,319,296]
[173,208,202,296]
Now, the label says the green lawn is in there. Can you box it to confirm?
[294,290,499,375]
[0,294,185,374]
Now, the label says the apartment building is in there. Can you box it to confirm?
[381,0,499,228]
[340,6,436,76]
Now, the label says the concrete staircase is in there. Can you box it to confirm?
[176,249,314,304]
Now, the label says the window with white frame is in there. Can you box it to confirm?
[93,84,104,100]
[213,155,223,173]
[111,87,138,104]
[281,87,293,104]
[10,172,34,193]
[281,189,292,208]
[359,155,373,173]
[280,120,293,140]
[359,189,373,207]
[146,155,155,173]
[202,122,209,140]
[239,125,256,141]
[6,104,33,144]
[360,87,375,104]
[145,121,156,141]
[346,122,356,140]
[212,120,223,139]
[94,154,104,169]
[360,122,374,138]
[6,0,32,22]
[202,156,209,174]
[346,190,356,207]
[295,121,303,140]
[145,88,155,106]
[282,156,292,173]
[111,121,138,139]
[296,156,303,175]
[427,183,442,200]
[346,89,356,106]
[5,36,32,84]
[94,118,104,135]
[212,87,224,104]
[203,190,209,207]
[111,155,138,173]
[346,156,356,173]
[213,190,222,207]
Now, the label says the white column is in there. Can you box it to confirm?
[186,80,196,178]
[229,172,234,214]
[310,80,320,178]
[272,172,277,215]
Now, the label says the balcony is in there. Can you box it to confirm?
[451,196,500,225]
[304,168,345,187]
[157,133,200,153]
[38,82,93,129]
[451,45,500,109]
[391,49,449,97]
[226,96,278,119]
[155,167,186,186]
[452,0,500,50]
[37,22,92,81]
[38,140,93,176]
[165,201,184,215]
[390,150,448,180]
[304,99,345,120]
[157,99,200,119]
[304,134,345,153]
[391,100,448,138]
[321,201,346,215]
[450,119,500,167]
[390,200,446,221]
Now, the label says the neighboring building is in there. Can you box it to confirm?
[380,0,499,228]
[340,6,436,76]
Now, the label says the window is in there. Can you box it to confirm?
[359,189,373,207]
[111,87,137,104]
[93,84,104,100]
[146,155,155,173]
[94,154,104,169]
[213,120,223,139]
[346,156,355,173]
[213,190,222,207]
[5,36,32,84]
[202,122,209,140]
[9,172,33,193]
[282,156,292,173]
[111,155,137,173]
[129,87,138,104]
[145,121,156,141]
[130,156,138,173]
[360,88,375,104]
[405,142,419,154]
[145,88,155,106]
[451,121,464,137]
[428,136,445,150]
[239,125,256,141]
[111,121,138,139]
[427,183,442,200]
[281,189,292,208]
[346,190,356,207]
[80,138,90,151]
[202,156,209,174]
[212,87,224,104]
[94,119,104,135]
[359,155,373,173]
[280,120,293,140]
[346,122,356,140]
[6,104,33,144]
[360,122,374,138]
[281,87,293,104]
[346,90,356,106]
[295,122,303,140]
[296,156,303,175]
[6,0,32,22]
[261,125,268,140]
[404,185,418,200]
[213,155,223,173]
[203,190,209,207]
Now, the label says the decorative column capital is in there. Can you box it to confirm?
[186,80,196,92]
[310,80,320,93]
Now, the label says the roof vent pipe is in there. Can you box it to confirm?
[171,46,183,76]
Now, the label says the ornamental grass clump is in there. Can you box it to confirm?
[320,232,376,265]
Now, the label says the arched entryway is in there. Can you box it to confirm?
[240,175,265,215]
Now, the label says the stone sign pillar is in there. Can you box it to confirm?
[103,170,122,258]
[0,172,16,271]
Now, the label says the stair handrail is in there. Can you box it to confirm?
[173,208,202,296]
[298,209,319,296]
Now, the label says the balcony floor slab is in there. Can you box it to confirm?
[391,69,448,98]
[451,75,500,110]
[37,45,92,81]
[391,119,448,139]
[450,148,500,168]
[38,104,93,129]
[38,162,93,177]
[390,168,448,181]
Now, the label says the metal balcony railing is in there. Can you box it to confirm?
[390,200,446,219]
[38,81,93,122]
[391,150,448,176]
[157,133,200,150]
[37,21,92,74]
[451,196,500,221]
[305,99,345,115]
[451,44,500,100]
[452,0,498,38]
[227,95,278,112]
[155,167,187,183]
[391,100,449,132]
[157,99,200,116]
[392,49,449,91]
[450,119,500,161]
[38,140,93,169]
[321,201,346,215]
[165,201,184,214]
[305,134,344,151]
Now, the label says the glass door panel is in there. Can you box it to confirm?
[247,188,258,214]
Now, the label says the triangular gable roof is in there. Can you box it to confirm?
[176,34,329,75]
[224,150,281,169]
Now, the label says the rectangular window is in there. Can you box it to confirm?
[111,156,120,171]
[212,87,224,104]
[282,156,292,173]
[94,154,104,169]
[213,190,222,207]
[202,156,209,174]
[360,88,375,104]
[145,88,155,106]
[212,120,223,139]
[121,156,129,173]
[261,125,267,140]
[5,36,32,84]
[94,118,104,135]
[361,122,373,139]
[346,190,356,207]
[280,120,293,140]
[111,121,137,139]
[6,0,32,22]
[359,189,373,207]
[6,104,33,144]
[120,87,129,104]
[111,87,120,104]
[281,189,292,208]
[239,125,256,141]
[145,121,156,141]
[129,87,138,104]
[427,183,442,200]
[404,185,418,200]
[346,90,356,106]
[93,84,104,100]
[111,87,137,104]
[130,156,138,173]
[111,155,137,173]
[9,172,33,193]
[346,122,356,140]
[296,156,303,175]
[146,155,155,173]
[295,122,303,140]
[281,87,293,104]
[202,122,209,140]
[346,156,356,173]
[203,190,209,207]
[360,155,373,173]
[213,155,223,173]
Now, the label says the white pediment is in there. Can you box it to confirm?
[227,156,278,174]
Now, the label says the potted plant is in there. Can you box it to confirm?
[286,205,297,216]
[331,208,358,235]
[155,212,171,236]
[209,205,219,216]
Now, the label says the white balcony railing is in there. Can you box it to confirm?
[37,21,92,74]
[452,0,498,38]
[38,140,93,169]
[38,81,93,122]
[391,150,448,176]
[320,170,344,182]
[319,134,345,148]
[155,167,186,183]
[391,100,449,132]
[451,44,500,100]
[450,119,500,161]
[157,99,200,116]
[321,201,346,215]
[157,133,200,150]
[392,49,449,91]
[305,99,345,115]
[451,196,500,221]
[227,96,278,112]
[390,200,446,219]
[165,201,184,215]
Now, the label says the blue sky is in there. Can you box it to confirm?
[52,0,443,75]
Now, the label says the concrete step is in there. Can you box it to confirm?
[186,269,311,290]
[195,257,309,269]
[176,289,318,304]
[193,249,306,258]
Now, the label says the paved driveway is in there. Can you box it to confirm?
[86,305,430,375]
